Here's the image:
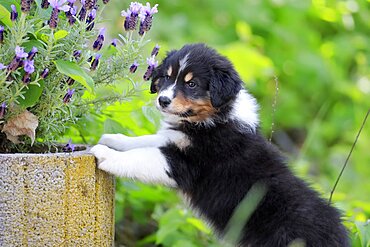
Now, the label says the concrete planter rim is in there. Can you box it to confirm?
[0,146,92,158]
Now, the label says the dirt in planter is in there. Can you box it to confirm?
[0,132,87,154]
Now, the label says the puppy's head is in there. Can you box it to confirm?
[151,43,242,124]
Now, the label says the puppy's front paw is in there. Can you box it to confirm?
[90,144,116,172]
[98,134,129,151]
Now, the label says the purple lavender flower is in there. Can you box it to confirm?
[0,63,7,70]
[88,8,97,20]
[0,25,4,44]
[65,0,77,25]
[121,10,130,31]
[49,0,70,11]
[22,73,31,84]
[111,38,118,47]
[48,0,70,29]
[40,68,49,79]
[121,12,130,31]
[0,102,6,119]
[147,57,158,66]
[15,46,29,59]
[138,3,158,35]
[21,0,33,13]
[121,2,142,31]
[143,56,158,81]
[10,5,18,22]
[78,0,87,21]
[22,60,35,84]
[48,9,59,29]
[85,9,96,31]
[63,88,75,103]
[151,44,160,57]
[41,0,50,8]
[66,77,75,85]
[67,6,77,25]
[93,3,99,11]
[8,46,28,71]
[63,139,75,152]
[90,54,101,70]
[23,60,35,74]
[140,3,159,18]
[73,50,81,59]
[28,47,38,60]
[92,27,105,51]
[129,61,138,73]
[85,0,97,10]
[70,5,77,15]
[130,2,142,15]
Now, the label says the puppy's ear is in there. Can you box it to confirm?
[150,50,178,94]
[210,67,242,108]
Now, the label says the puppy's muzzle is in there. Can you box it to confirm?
[158,96,171,108]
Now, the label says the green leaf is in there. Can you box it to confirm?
[54,60,94,92]
[156,208,185,244]
[156,224,178,244]
[224,182,267,245]
[186,217,211,234]
[104,118,125,134]
[0,4,13,27]
[142,105,161,126]
[23,39,44,51]
[173,240,198,247]
[18,80,45,108]
[34,0,52,19]
[102,45,118,58]
[39,33,49,43]
[54,30,68,41]
[355,221,370,247]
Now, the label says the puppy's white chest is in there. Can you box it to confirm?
[158,128,191,150]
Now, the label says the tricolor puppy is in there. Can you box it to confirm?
[91,44,349,246]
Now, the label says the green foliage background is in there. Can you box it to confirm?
[66,0,370,246]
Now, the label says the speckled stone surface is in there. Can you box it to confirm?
[0,150,115,247]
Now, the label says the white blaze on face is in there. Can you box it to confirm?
[158,83,176,100]
[178,53,190,74]
[175,53,190,83]
[157,53,190,109]
[157,66,175,108]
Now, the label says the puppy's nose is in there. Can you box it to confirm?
[158,96,171,108]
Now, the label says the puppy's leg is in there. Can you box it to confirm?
[90,144,177,187]
[98,129,189,152]
[98,133,168,151]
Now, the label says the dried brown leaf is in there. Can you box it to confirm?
[2,111,39,145]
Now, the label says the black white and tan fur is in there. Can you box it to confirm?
[91,43,349,247]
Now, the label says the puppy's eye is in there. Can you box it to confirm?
[165,75,170,80]
[187,81,197,88]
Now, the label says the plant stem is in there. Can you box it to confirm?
[328,109,370,204]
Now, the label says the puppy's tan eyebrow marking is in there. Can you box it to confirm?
[167,66,172,76]
[184,72,193,82]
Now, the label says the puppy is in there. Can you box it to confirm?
[91,43,349,246]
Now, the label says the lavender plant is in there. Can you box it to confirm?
[0,0,160,152]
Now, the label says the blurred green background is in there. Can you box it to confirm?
[67,0,370,246]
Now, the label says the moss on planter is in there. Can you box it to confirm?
[0,150,114,246]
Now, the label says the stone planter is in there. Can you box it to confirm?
[0,149,115,246]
